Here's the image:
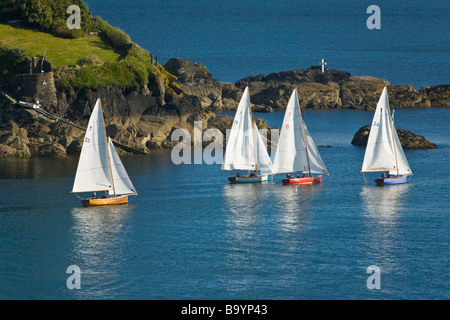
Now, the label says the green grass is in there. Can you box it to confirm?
[0,20,174,91]
[0,23,121,67]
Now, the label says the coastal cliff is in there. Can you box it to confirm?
[0,1,447,157]
[1,54,447,157]
[0,1,249,157]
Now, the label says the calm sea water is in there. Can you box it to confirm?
[0,108,448,299]
[84,0,450,88]
[1,0,449,300]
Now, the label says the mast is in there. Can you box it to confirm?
[386,87,400,177]
[248,90,259,175]
[297,91,312,177]
[99,99,116,196]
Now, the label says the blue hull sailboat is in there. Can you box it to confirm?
[361,87,413,185]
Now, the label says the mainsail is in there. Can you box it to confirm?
[361,87,412,176]
[272,89,328,175]
[72,99,113,193]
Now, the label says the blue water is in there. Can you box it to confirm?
[1,0,449,300]
[84,0,450,88]
[0,108,449,299]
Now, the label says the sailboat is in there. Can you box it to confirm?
[272,89,329,185]
[222,87,273,183]
[361,87,413,185]
[71,98,137,206]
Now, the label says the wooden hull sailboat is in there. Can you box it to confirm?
[82,195,128,207]
[272,89,329,185]
[221,87,273,183]
[72,99,137,206]
[361,87,413,186]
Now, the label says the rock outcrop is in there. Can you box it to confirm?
[235,70,447,111]
[420,84,450,108]
[351,125,438,149]
[0,68,272,157]
[164,58,242,111]
[165,59,449,112]
[0,55,447,158]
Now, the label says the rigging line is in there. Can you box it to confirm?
[386,87,400,177]
[99,100,116,197]
[363,173,371,185]
[75,193,85,200]
[297,90,312,177]
[128,194,139,202]
[248,91,259,176]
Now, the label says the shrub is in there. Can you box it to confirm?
[9,0,93,38]
[0,46,28,82]
[77,54,103,67]
[103,26,131,49]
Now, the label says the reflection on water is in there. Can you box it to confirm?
[220,182,323,297]
[222,183,264,232]
[0,157,78,180]
[272,184,320,233]
[222,182,322,239]
[360,184,411,270]
[69,205,135,296]
[221,183,266,295]
[71,205,133,262]
[361,184,410,224]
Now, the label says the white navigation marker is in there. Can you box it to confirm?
[321,59,327,73]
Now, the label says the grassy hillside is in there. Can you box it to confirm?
[0,0,179,92]
[0,23,121,67]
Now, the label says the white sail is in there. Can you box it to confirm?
[361,87,412,175]
[222,87,257,171]
[253,121,273,174]
[303,123,329,175]
[72,99,113,193]
[390,127,412,175]
[108,137,137,196]
[272,89,328,175]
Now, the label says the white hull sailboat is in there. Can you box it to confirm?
[71,99,137,206]
[222,87,273,183]
[272,89,329,185]
[361,87,413,185]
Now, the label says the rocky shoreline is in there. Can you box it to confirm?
[164,58,449,112]
[0,57,447,157]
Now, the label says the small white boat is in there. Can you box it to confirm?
[271,89,329,185]
[221,87,272,183]
[361,87,413,185]
[71,99,138,206]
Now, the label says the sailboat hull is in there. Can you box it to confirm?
[282,176,322,185]
[228,175,268,184]
[375,175,409,186]
[81,195,128,207]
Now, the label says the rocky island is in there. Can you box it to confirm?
[351,125,438,149]
[0,1,447,158]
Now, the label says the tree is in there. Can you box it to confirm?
[9,0,93,38]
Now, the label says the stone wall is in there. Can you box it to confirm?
[9,72,58,108]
